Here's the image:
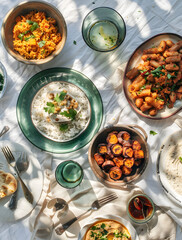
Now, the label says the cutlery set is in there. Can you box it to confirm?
[0,126,118,235]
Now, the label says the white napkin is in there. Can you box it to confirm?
[29,169,176,240]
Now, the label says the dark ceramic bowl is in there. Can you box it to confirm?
[1,0,67,64]
[123,33,182,120]
[88,124,149,189]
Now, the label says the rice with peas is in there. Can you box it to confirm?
[31,82,90,141]
[13,11,61,59]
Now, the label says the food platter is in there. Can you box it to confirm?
[78,214,139,240]
[123,33,182,120]
[17,68,103,154]
[157,130,182,206]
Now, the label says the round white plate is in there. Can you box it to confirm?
[0,141,43,222]
[78,214,139,240]
[157,130,182,206]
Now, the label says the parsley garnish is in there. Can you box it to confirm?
[24,35,35,41]
[156,97,164,101]
[44,102,55,114]
[60,109,77,120]
[60,123,68,131]
[18,33,24,41]
[173,64,176,67]
[101,223,106,229]
[73,40,77,45]
[26,20,39,31]
[54,91,67,103]
[151,66,165,77]
[38,40,46,48]
[150,130,157,136]
[26,20,34,24]
[179,157,182,163]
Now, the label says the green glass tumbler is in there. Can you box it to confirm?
[55,160,84,189]
[82,7,126,52]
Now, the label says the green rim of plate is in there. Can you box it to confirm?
[16,67,103,154]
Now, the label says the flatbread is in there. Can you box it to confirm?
[0,170,17,199]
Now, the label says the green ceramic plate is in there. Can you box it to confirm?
[16,68,103,154]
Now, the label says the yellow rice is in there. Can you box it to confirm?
[13,11,62,60]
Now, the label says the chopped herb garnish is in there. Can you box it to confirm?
[60,123,68,131]
[24,35,35,41]
[60,109,77,120]
[38,40,46,48]
[101,223,106,229]
[91,226,97,230]
[151,66,165,77]
[26,20,34,24]
[150,130,157,136]
[162,65,165,69]
[147,57,151,61]
[140,85,146,90]
[30,21,39,31]
[167,73,172,79]
[156,97,164,101]
[54,91,67,103]
[18,33,24,41]
[173,64,176,67]
[73,40,77,45]
[179,157,182,163]
[44,102,55,114]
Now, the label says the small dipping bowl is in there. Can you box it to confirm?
[127,194,155,224]
[0,62,7,99]
[55,160,84,189]
[82,7,126,52]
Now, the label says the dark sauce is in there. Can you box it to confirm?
[129,195,153,220]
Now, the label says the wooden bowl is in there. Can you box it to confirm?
[1,0,67,65]
[88,124,149,189]
[123,33,182,119]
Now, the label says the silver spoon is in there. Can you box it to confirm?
[47,198,68,218]
[8,152,29,210]
[0,126,9,138]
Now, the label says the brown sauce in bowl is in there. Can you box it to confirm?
[128,195,153,220]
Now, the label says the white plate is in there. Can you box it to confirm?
[0,141,43,222]
[157,130,182,206]
[78,214,139,240]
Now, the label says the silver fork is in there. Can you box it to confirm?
[1,146,34,204]
[55,192,118,235]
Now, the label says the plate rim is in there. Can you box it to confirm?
[123,32,182,120]
[156,129,182,206]
[16,67,103,154]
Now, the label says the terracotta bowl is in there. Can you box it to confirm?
[88,124,149,189]
[1,0,67,64]
[123,33,182,120]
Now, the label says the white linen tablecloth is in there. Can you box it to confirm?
[0,0,182,239]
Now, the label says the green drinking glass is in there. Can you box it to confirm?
[55,160,84,189]
[82,7,126,52]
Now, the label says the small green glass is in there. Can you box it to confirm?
[55,160,84,189]
[82,7,126,52]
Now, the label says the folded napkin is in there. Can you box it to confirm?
[29,167,176,240]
